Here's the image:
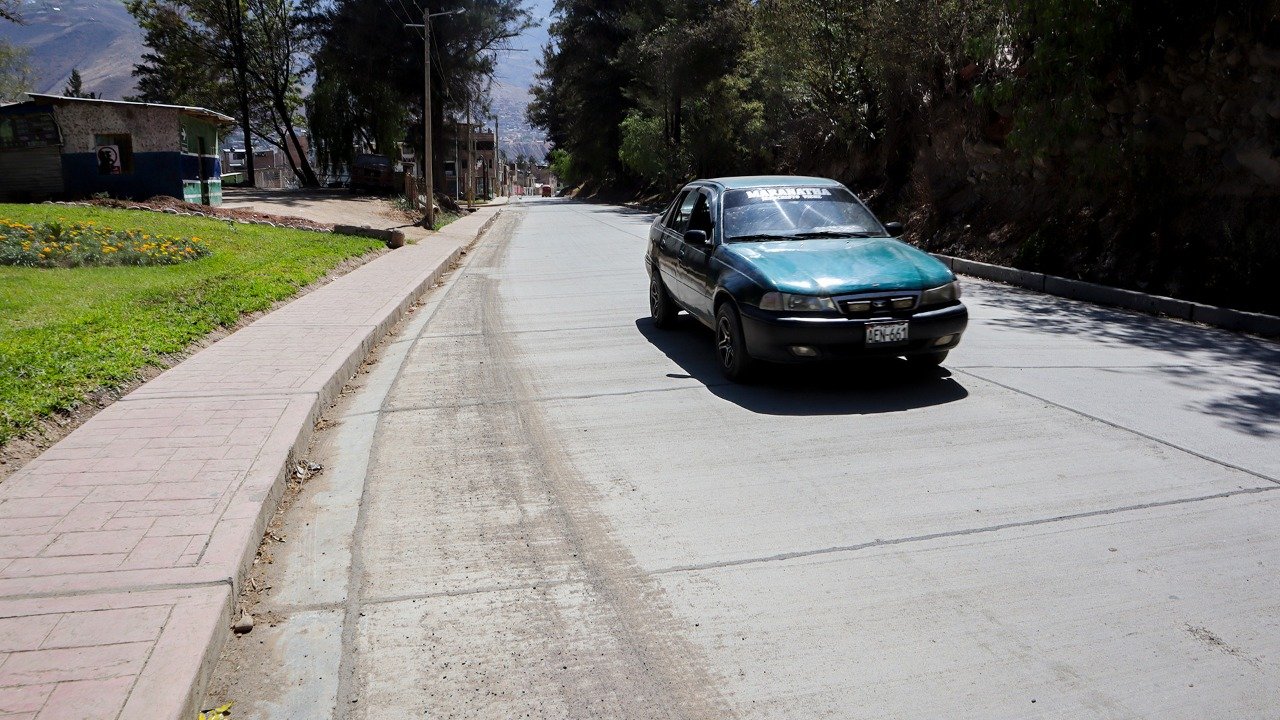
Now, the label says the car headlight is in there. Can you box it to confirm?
[758,292,837,312]
[920,280,961,306]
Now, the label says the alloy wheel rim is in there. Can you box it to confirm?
[650,280,660,315]
[717,317,735,367]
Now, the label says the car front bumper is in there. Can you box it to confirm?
[738,302,968,363]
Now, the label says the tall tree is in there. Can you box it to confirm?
[527,0,635,183]
[1,0,20,23]
[303,0,530,188]
[0,40,30,102]
[127,0,319,185]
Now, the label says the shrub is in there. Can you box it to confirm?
[0,218,211,268]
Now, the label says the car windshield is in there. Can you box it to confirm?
[723,186,883,241]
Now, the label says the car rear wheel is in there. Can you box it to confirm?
[650,273,678,328]
[715,303,755,382]
[907,351,949,368]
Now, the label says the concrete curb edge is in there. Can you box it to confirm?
[934,254,1280,338]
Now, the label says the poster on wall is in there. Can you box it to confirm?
[96,145,122,175]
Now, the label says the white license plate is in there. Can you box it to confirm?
[866,321,909,345]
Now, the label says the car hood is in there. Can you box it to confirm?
[721,237,953,294]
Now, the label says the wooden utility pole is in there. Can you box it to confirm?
[465,100,474,209]
[419,7,434,228]
[406,8,461,228]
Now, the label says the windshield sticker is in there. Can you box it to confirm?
[744,187,832,201]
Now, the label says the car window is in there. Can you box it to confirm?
[722,186,884,240]
[670,191,699,232]
[660,191,685,228]
[687,193,714,236]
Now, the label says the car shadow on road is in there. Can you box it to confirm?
[635,317,969,416]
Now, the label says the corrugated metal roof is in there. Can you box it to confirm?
[21,94,236,126]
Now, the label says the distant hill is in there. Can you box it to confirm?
[0,0,144,99]
[492,0,552,160]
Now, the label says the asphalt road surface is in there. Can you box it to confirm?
[206,197,1280,719]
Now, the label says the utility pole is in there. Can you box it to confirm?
[421,6,433,228]
[493,113,500,197]
[406,8,462,229]
[465,99,474,210]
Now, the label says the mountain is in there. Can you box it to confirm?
[491,0,552,160]
[0,0,144,99]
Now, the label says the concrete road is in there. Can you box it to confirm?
[205,197,1280,719]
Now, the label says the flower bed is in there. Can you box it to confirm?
[0,218,212,268]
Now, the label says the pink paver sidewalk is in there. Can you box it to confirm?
[0,204,504,720]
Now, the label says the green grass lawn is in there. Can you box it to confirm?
[0,203,383,444]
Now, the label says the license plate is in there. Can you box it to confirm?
[866,321,909,345]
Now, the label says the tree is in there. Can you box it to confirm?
[1,0,20,23]
[63,69,100,99]
[127,0,319,186]
[0,40,31,103]
[527,0,636,183]
[303,0,531,188]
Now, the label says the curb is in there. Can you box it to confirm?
[935,254,1280,338]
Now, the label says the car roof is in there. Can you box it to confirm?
[694,175,845,191]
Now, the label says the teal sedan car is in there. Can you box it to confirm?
[646,176,967,381]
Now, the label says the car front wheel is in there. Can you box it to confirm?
[715,303,755,382]
[650,273,678,328]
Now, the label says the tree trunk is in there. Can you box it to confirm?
[227,0,255,187]
[274,95,319,187]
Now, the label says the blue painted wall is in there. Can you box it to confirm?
[61,151,221,201]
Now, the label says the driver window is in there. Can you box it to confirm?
[687,193,713,236]
[671,191,698,231]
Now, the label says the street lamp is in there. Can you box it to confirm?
[406,7,464,229]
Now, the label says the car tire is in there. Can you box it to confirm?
[715,302,755,382]
[650,273,678,329]
[908,351,949,368]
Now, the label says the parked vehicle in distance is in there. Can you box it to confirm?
[350,154,396,194]
[540,184,553,197]
[646,176,967,381]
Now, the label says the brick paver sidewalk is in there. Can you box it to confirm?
[0,203,504,720]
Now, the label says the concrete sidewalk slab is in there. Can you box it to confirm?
[0,202,504,719]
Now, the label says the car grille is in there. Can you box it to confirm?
[835,291,919,318]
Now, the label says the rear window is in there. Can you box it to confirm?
[723,186,882,240]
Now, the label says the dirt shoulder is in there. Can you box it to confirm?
[222,188,421,229]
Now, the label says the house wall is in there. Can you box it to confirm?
[56,103,184,201]
[56,103,179,154]
[0,104,66,201]
[54,104,225,205]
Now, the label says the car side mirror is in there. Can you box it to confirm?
[884,222,905,237]
[683,229,709,245]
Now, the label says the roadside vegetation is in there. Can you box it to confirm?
[0,204,381,444]
[530,1,1280,315]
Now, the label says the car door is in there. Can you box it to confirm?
[679,188,717,323]
[660,189,700,308]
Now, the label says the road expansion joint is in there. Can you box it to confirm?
[361,381,727,418]
[955,368,1280,486]
[650,484,1280,577]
